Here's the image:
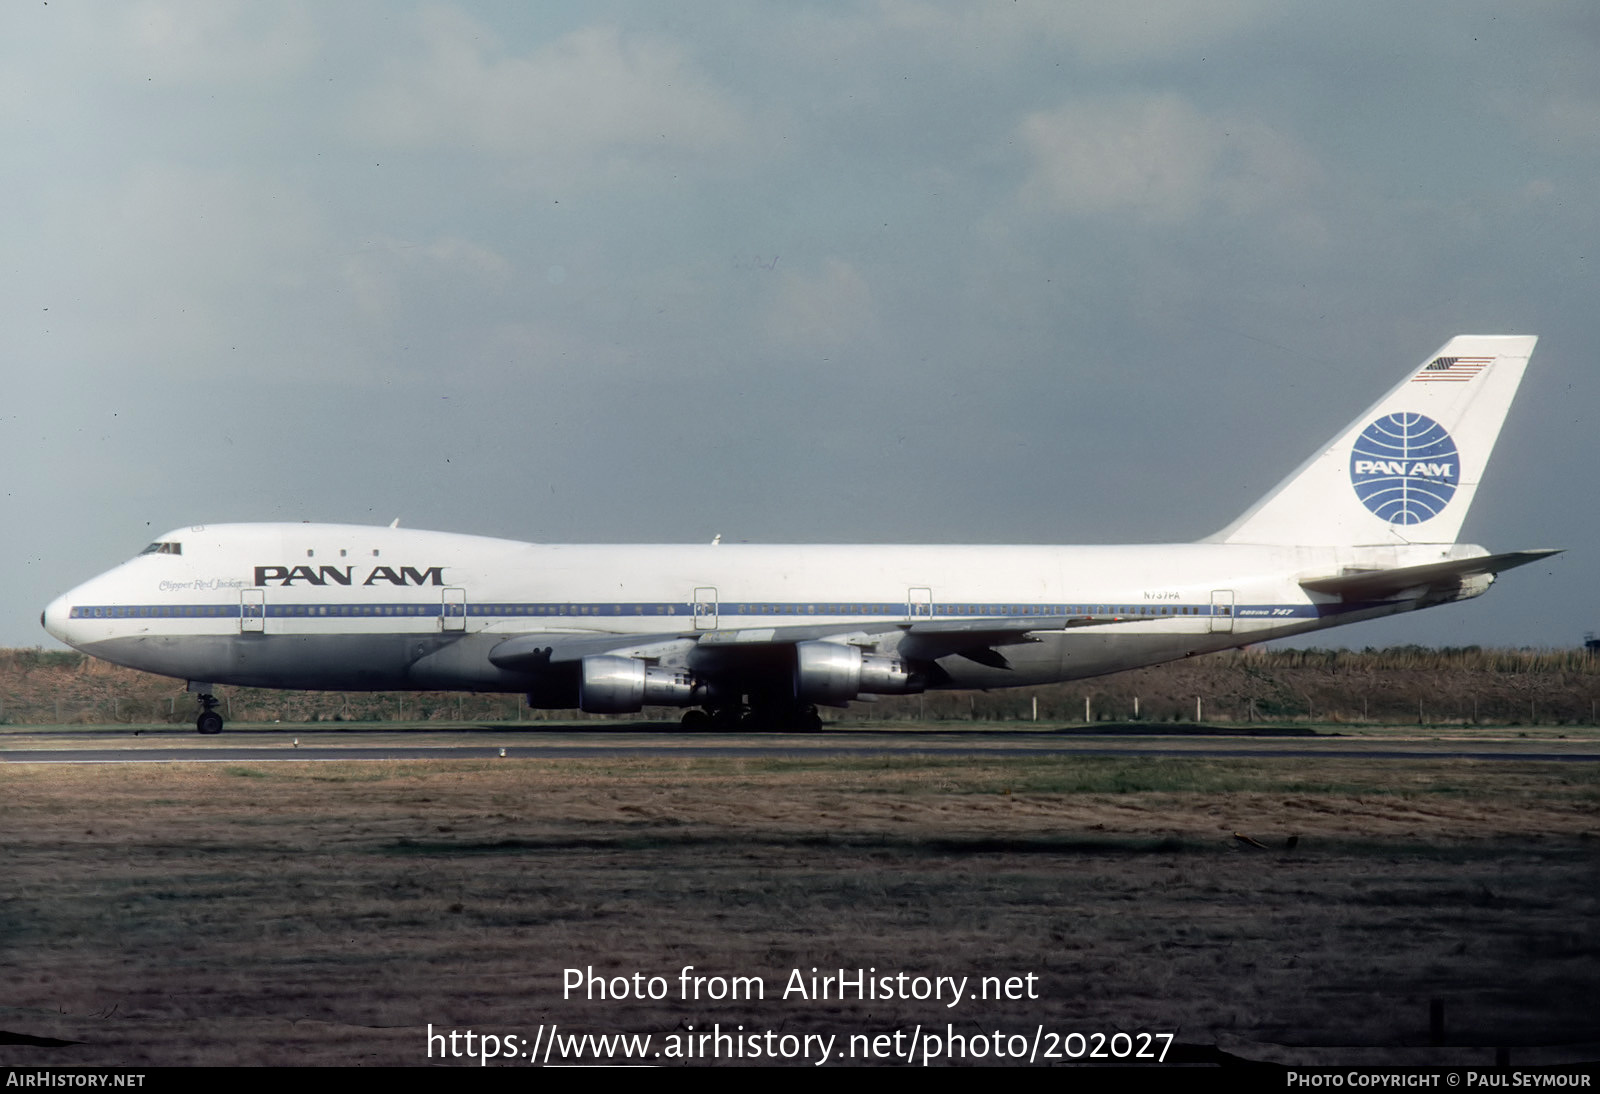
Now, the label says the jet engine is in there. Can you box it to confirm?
[577,655,703,713]
[793,641,922,706]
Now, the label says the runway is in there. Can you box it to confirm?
[4,723,1599,764]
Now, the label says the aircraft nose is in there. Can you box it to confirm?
[42,592,76,646]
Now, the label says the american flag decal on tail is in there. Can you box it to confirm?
[1412,355,1493,382]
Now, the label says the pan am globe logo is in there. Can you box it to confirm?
[1349,413,1460,524]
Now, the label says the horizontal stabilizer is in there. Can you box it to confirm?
[1299,548,1561,601]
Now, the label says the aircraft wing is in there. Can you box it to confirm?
[1299,548,1562,601]
[487,632,699,671]
[696,612,1137,645]
[487,612,1143,673]
[895,614,1143,665]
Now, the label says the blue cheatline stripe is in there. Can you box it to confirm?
[68,600,1369,622]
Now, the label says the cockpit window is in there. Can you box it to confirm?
[139,541,183,556]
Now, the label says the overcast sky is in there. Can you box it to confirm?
[5,1,1594,650]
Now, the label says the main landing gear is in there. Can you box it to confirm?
[193,690,224,735]
[680,702,823,733]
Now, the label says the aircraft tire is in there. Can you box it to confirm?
[196,711,224,735]
[680,709,711,730]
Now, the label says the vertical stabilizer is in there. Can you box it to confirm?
[1208,335,1536,546]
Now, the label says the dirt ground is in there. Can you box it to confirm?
[1,748,1596,1067]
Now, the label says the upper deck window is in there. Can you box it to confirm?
[139,542,182,556]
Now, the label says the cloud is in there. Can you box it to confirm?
[1530,93,1600,158]
[52,163,322,364]
[351,9,746,183]
[1018,94,1324,233]
[39,165,511,382]
[117,0,318,85]
[1010,0,1274,62]
[790,0,1276,69]
[761,259,881,352]
[336,235,515,324]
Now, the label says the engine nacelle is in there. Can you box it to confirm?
[794,641,922,706]
[578,655,698,713]
[859,652,919,695]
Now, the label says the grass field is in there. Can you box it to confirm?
[1,743,1596,1067]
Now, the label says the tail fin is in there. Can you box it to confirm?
[1208,334,1537,546]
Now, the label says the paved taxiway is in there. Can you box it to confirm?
[4,724,1598,764]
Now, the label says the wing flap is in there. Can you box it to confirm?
[488,632,696,671]
[903,612,1137,636]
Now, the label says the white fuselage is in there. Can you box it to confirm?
[43,522,1484,693]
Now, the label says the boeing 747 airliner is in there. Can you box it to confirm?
[43,335,1555,732]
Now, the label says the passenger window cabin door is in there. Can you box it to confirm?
[1209,589,1234,634]
[907,586,933,622]
[693,587,718,630]
[241,588,265,633]
[441,587,467,632]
